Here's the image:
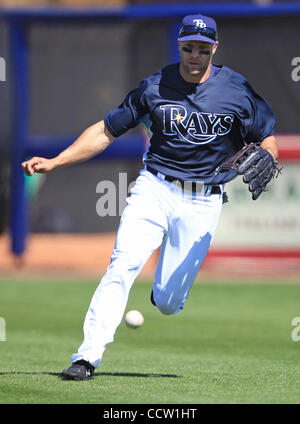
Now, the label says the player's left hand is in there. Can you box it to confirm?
[215,143,282,200]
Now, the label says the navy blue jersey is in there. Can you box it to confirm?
[104,63,275,184]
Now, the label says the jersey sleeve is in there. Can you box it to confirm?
[104,80,149,138]
[242,81,276,144]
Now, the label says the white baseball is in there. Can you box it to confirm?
[124,310,144,329]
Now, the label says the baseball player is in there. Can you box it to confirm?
[22,14,278,381]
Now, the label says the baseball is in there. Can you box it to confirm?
[124,310,144,329]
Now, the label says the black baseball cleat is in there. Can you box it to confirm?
[61,359,95,381]
[150,289,156,306]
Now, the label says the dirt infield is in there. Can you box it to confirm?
[0,233,299,281]
[0,233,157,278]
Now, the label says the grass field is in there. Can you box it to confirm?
[0,277,300,404]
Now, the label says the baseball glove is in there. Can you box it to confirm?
[215,143,282,200]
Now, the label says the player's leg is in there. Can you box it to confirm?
[152,189,223,315]
[70,170,168,369]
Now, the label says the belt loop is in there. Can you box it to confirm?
[205,185,212,196]
[157,172,165,181]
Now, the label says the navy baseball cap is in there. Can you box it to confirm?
[178,14,218,44]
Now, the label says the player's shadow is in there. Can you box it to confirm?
[98,372,179,378]
[0,371,179,379]
[0,371,62,377]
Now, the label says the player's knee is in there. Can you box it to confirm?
[154,290,184,315]
[157,304,182,315]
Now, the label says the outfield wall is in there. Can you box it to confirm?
[1,5,300,261]
[213,135,300,254]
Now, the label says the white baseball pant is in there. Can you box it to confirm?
[72,169,223,368]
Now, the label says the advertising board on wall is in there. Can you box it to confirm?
[214,161,300,249]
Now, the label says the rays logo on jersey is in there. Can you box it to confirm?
[160,104,234,145]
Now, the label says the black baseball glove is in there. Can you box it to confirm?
[215,143,282,200]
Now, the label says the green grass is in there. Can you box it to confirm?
[0,277,300,404]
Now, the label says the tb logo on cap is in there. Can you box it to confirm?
[193,19,206,28]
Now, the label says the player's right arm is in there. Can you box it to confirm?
[21,120,114,176]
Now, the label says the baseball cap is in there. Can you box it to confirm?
[178,14,218,44]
